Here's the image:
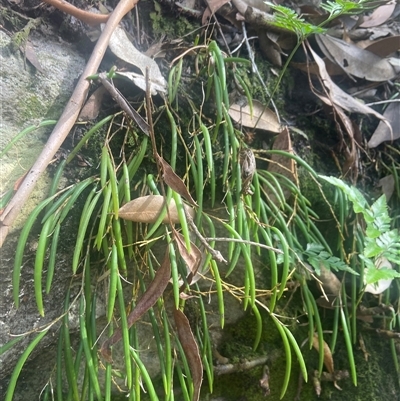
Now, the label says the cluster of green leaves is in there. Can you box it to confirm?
[304,243,359,275]
[267,0,382,37]
[321,0,383,18]
[321,175,400,285]
[265,2,325,38]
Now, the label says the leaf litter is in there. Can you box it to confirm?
[316,34,396,82]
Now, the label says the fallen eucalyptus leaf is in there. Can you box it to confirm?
[318,266,341,297]
[364,35,400,58]
[229,99,281,133]
[368,102,400,148]
[119,195,195,224]
[307,43,390,123]
[316,34,396,82]
[24,40,44,73]
[359,2,396,28]
[106,25,166,94]
[116,71,167,95]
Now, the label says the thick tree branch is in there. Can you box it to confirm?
[0,0,138,247]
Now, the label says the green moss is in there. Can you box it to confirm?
[150,1,196,39]
[21,95,48,121]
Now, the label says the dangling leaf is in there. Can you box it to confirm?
[173,229,203,281]
[157,155,198,206]
[174,309,203,401]
[100,252,171,361]
[119,195,195,224]
[312,333,334,374]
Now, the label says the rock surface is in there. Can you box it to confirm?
[0,27,85,397]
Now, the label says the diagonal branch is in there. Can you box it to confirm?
[0,0,138,247]
[42,0,110,26]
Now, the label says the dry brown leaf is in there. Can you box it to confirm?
[78,86,107,121]
[316,34,396,82]
[107,25,166,94]
[359,2,396,28]
[98,73,150,135]
[379,174,395,201]
[157,155,198,206]
[116,71,167,95]
[100,251,171,362]
[259,32,282,67]
[318,266,341,297]
[173,309,203,401]
[119,195,195,224]
[173,229,203,281]
[368,102,400,148]
[307,43,389,123]
[23,40,44,73]
[229,100,281,133]
[312,333,335,374]
[364,35,400,58]
[204,0,231,15]
[306,45,359,174]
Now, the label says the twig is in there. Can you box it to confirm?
[98,73,150,135]
[0,0,138,247]
[183,207,228,264]
[231,0,292,34]
[42,0,109,26]
[214,355,268,375]
[203,237,282,254]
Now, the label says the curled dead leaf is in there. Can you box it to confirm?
[119,195,195,224]
[157,155,198,206]
[312,333,334,374]
[173,229,203,283]
[379,174,395,201]
[24,40,44,73]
